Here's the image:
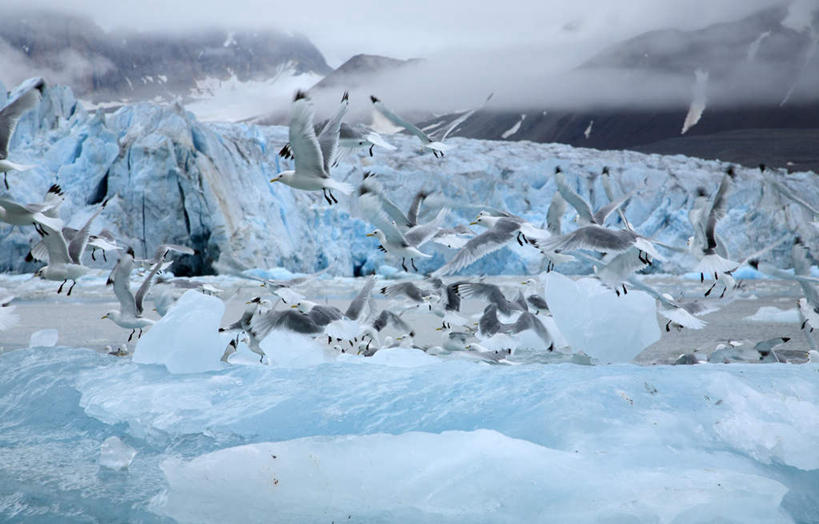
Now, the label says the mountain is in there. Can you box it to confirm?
[311,54,420,91]
[429,5,819,172]
[0,9,331,120]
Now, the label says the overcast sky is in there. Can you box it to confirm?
[7,0,794,66]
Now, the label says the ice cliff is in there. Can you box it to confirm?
[1,81,816,276]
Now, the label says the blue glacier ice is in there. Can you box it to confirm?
[1,346,818,521]
[1,82,816,275]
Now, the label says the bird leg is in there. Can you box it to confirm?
[329,190,339,204]
[411,258,418,271]
[704,282,716,297]
[67,280,76,296]
[91,248,97,261]
[128,329,135,342]
[138,328,143,339]
[102,251,108,262]
[516,232,524,246]
[57,279,66,294]
[700,272,704,283]
[719,287,726,299]
[3,173,8,190]
[401,258,408,272]
[328,335,332,344]
[665,320,671,332]
[801,319,808,330]
[615,288,620,297]
[622,284,628,295]
[714,271,719,280]
[322,188,333,205]
[368,144,374,157]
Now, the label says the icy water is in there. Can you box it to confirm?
[1,273,818,522]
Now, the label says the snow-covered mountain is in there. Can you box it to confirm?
[1,82,816,276]
[431,5,819,172]
[0,9,330,122]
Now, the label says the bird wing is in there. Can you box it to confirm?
[134,257,167,316]
[555,172,594,223]
[371,309,412,334]
[359,175,412,229]
[108,255,137,318]
[405,208,449,247]
[317,91,349,173]
[537,226,636,255]
[309,305,344,326]
[592,191,633,226]
[36,221,72,265]
[358,190,410,245]
[381,282,425,302]
[407,190,429,227]
[434,92,493,141]
[372,98,432,144]
[432,218,520,277]
[67,198,109,264]
[289,92,327,179]
[704,169,734,254]
[345,276,376,320]
[546,192,567,235]
[0,78,44,159]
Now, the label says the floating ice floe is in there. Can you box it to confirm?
[745,306,801,323]
[99,436,137,470]
[28,328,59,348]
[544,272,660,362]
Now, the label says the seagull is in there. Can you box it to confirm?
[366,228,431,272]
[625,278,717,331]
[278,91,350,168]
[27,196,111,266]
[220,297,274,362]
[534,224,663,264]
[102,244,194,341]
[553,166,633,226]
[691,166,739,281]
[432,214,546,277]
[338,122,397,158]
[0,184,64,231]
[270,91,353,205]
[454,282,527,317]
[792,238,819,342]
[33,218,93,295]
[477,303,555,350]
[370,95,450,157]
[0,77,45,189]
[87,230,122,262]
[357,172,413,231]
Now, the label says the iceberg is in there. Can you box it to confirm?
[543,272,660,362]
[745,306,801,323]
[154,429,790,524]
[133,290,226,373]
[28,328,59,348]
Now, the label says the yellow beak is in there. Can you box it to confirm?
[101,314,108,319]
[270,176,280,183]
[365,232,375,237]
[291,304,298,309]
[469,221,478,225]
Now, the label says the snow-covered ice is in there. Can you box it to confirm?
[746,306,801,324]
[28,328,59,348]
[133,290,226,373]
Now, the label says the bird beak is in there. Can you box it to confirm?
[435,326,442,331]
[469,221,478,225]
[101,314,108,319]
[365,232,375,237]
[270,176,280,183]
[291,304,298,309]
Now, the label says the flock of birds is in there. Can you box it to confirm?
[1,78,818,365]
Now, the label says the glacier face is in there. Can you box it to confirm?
[1,81,817,276]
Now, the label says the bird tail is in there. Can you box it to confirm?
[325,178,353,195]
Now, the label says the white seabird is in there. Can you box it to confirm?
[270,91,353,204]
[0,77,45,189]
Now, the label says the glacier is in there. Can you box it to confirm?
[0,346,817,522]
[1,80,816,276]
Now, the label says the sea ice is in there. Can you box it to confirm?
[28,328,59,348]
[133,290,226,373]
[745,306,801,323]
[99,436,137,470]
[154,429,791,523]
[543,273,660,362]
